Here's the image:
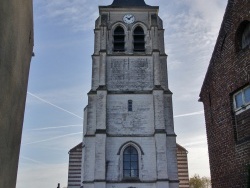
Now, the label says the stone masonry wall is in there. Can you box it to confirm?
[107,57,153,91]
[106,137,157,182]
[107,94,154,135]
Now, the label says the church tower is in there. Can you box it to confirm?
[81,0,179,187]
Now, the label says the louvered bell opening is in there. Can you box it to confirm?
[133,26,145,52]
[114,26,125,52]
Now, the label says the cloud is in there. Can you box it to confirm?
[177,134,210,177]
[188,147,210,177]
[17,163,68,188]
[20,156,45,165]
[34,0,108,31]
[158,0,227,115]
[185,0,226,32]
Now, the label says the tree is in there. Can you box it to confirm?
[190,174,203,188]
[202,176,211,188]
[190,174,211,188]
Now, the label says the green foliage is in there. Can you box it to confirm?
[190,174,203,188]
[190,174,211,188]
[201,176,211,188]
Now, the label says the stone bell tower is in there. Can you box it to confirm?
[80,0,179,187]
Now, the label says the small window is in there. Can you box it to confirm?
[123,146,138,178]
[113,26,125,52]
[128,100,133,111]
[133,26,145,52]
[234,86,250,111]
[236,21,250,50]
[242,22,250,49]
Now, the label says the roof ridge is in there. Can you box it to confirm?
[110,0,149,7]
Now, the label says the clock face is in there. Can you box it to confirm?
[123,14,135,24]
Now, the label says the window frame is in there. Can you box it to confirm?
[113,26,125,52]
[123,146,139,179]
[133,26,145,52]
[233,85,250,114]
[118,142,143,181]
[235,20,250,51]
[128,100,133,112]
[241,21,250,49]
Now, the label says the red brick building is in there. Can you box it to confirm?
[67,143,82,188]
[177,144,189,188]
[199,0,250,187]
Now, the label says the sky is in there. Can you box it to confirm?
[16,0,228,187]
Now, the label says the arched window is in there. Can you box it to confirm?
[113,26,125,52]
[236,21,250,50]
[133,26,145,52]
[123,146,139,178]
[242,22,250,49]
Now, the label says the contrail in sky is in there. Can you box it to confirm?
[23,132,83,145]
[174,111,204,118]
[27,92,203,124]
[28,124,82,131]
[182,140,207,147]
[27,92,83,120]
[25,92,204,146]
[20,156,45,164]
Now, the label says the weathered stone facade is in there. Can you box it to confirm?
[68,143,189,188]
[68,142,189,188]
[199,0,250,187]
[0,1,33,188]
[79,0,179,188]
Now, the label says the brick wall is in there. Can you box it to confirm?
[68,143,82,188]
[200,0,250,187]
[177,144,189,188]
[235,108,250,143]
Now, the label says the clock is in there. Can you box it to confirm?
[123,14,135,24]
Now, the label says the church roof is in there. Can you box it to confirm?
[109,0,151,7]
[68,142,82,153]
[99,0,159,9]
[177,143,188,153]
